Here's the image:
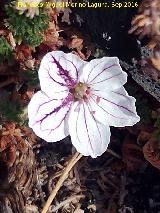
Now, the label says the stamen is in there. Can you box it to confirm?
[70,82,91,102]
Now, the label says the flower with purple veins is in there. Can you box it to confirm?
[28,51,140,158]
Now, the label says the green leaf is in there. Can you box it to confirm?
[0,37,13,64]
[5,3,49,48]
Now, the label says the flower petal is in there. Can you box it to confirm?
[39,51,86,97]
[28,91,73,142]
[68,101,111,158]
[89,87,140,127]
[80,57,127,90]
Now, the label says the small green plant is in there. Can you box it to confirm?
[5,3,49,48]
[21,68,39,88]
[0,36,13,64]
[0,97,23,124]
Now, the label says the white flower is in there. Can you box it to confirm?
[16,0,41,18]
[28,51,140,158]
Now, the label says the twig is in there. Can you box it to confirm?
[106,148,121,159]
[119,173,127,206]
[48,170,64,194]
[51,195,85,212]
[41,152,82,213]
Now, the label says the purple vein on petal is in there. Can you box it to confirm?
[60,56,79,81]
[33,93,73,130]
[36,97,63,113]
[43,65,67,87]
[92,89,132,103]
[46,103,72,135]
[111,90,132,101]
[75,103,82,144]
[89,64,118,83]
[86,102,103,145]
[90,72,122,85]
[93,89,130,100]
[90,96,126,120]
[48,55,77,87]
[92,94,136,115]
[83,103,94,153]
[86,60,104,83]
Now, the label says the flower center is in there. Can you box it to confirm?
[70,82,91,102]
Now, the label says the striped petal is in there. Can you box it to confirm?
[80,57,127,91]
[39,51,86,97]
[28,91,73,142]
[68,101,111,158]
[89,87,140,127]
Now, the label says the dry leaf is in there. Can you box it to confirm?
[7,32,16,49]
[61,8,72,25]
[68,37,83,50]
[4,122,16,133]
[43,21,61,50]
[15,45,32,62]
[137,130,152,146]
[87,204,96,211]
[74,209,84,213]
[143,138,160,169]
[0,135,14,152]
[150,57,160,71]
[122,134,145,171]
[1,145,16,167]
[25,204,39,213]
[24,58,35,70]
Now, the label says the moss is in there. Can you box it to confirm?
[5,2,49,47]
[0,36,13,64]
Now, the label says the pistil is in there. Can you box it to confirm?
[70,82,91,102]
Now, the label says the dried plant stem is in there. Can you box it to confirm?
[106,148,121,159]
[52,194,85,212]
[41,152,82,213]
